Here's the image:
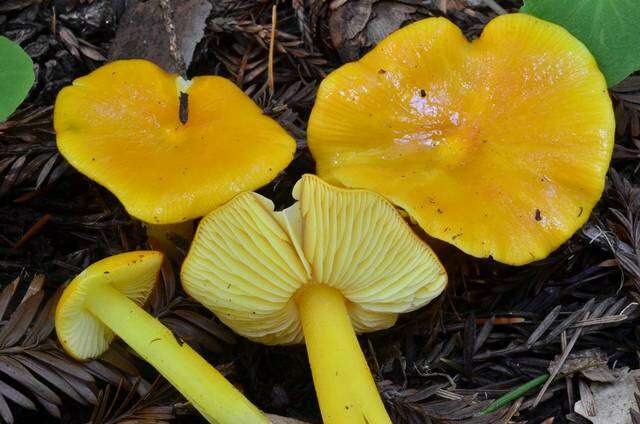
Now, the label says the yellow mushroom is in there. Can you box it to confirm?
[55,251,269,424]
[308,13,615,265]
[54,60,295,258]
[181,174,447,424]
[145,220,194,262]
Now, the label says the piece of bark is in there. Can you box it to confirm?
[328,0,419,62]
[328,0,372,62]
[108,0,212,72]
[366,1,417,45]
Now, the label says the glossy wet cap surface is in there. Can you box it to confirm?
[55,60,296,224]
[308,14,615,265]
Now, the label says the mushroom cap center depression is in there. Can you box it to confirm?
[389,93,480,168]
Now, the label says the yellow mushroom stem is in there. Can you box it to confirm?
[86,283,268,424]
[144,221,194,263]
[295,285,391,424]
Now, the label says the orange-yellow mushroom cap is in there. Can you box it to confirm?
[308,13,615,265]
[55,251,162,360]
[54,59,296,225]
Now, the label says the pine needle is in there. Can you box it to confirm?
[481,373,550,414]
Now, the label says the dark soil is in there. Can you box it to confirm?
[1,1,640,423]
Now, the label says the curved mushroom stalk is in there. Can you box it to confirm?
[308,13,615,265]
[182,175,448,424]
[56,252,268,424]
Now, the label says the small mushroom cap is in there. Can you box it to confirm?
[55,251,163,360]
[181,174,446,345]
[54,60,295,224]
[307,14,615,265]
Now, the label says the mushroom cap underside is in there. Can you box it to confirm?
[181,174,447,345]
[55,251,163,360]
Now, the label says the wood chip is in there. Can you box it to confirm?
[109,0,212,72]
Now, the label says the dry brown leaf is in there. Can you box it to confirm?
[575,369,640,424]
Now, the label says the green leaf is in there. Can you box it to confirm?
[0,36,35,122]
[521,0,640,87]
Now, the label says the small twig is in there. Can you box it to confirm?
[476,317,525,325]
[13,214,51,249]
[159,0,189,124]
[159,0,186,77]
[268,4,278,95]
[50,4,56,34]
[179,92,188,124]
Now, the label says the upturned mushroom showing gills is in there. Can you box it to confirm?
[307,13,615,265]
[54,59,295,225]
[181,174,447,423]
[55,251,269,424]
